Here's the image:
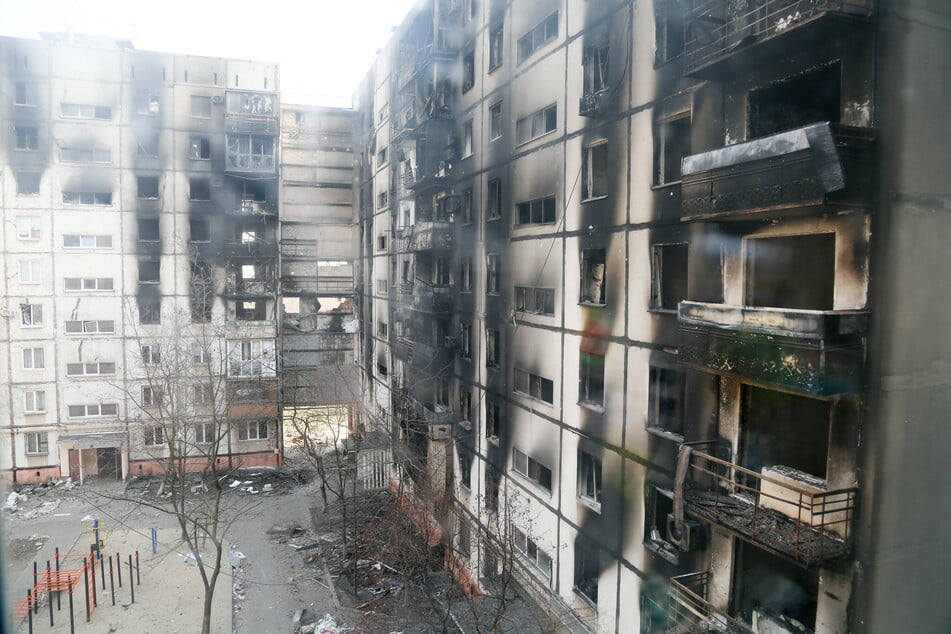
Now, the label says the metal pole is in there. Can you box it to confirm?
[27,589,33,634]
[90,553,97,607]
[33,561,39,614]
[100,552,106,589]
[128,556,135,604]
[48,561,54,627]
[136,550,141,585]
[83,562,90,622]
[116,553,122,587]
[55,547,62,611]
[68,581,75,634]
[151,527,158,555]
[109,555,115,606]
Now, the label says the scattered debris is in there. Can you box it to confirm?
[267,523,305,538]
[22,500,61,520]
[314,613,349,634]
[232,583,246,601]
[182,552,202,566]
[229,545,246,569]
[4,491,23,512]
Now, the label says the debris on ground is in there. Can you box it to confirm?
[229,545,247,568]
[22,499,61,520]
[267,523,305,538]
[4,491,23,512]
[314,613,349,633]
[233,583,246,601]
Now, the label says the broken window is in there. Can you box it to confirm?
[16,172,40,195]
[463,120,473,156]
[485,471,500,510]
[462,189,473,224]
[236,300,267,321]
[650,242,688,310]
[227,134,275,171]
[377,190,388,209]
[516,104,557,145]
[460,389,472,422]
[518,11,558,64]
[189,219,211,242]
[136,134,159,157]
[487,179,502,219]
[138,294,161,325]
[582,142,608,200]
[647,366,685,437]
[577,450,602,511]
[515,368,554,404]
[462,257,473,291]
[580,248,607,305]
[190,136,211,160]
[62,191,112,205]
[20,304,42,327]
[579,351,605,408]
[460,323,472,359]
[463,47,475,93]
[486,328,500,368]
[135,92,160,115]
[138,219,160,242]
[513,526,554,583]
[61,147,111,162]
[489,102,502,140]
[574,535,600,605]
[191,95,212,118]
[748,63,841,139]
[746,233,835,310]
[513,448,553,493]
[377,148,387,166]
[489,22,504,71]
[458,445,474,490]
[654,114,691,185]
[515,286,555,315]
[191,261,214,323]
[228,339,276,377]
[486,401,501,443]
[15,82,38,106]
[741,386,831,481]
[655,0,686,65]
[732,541,819,630]
[377,234,387,251]
[644,484,678,561]
[15,126,38,150]
[517,196,556,225]
[189,177,211,201]
[582,44,609,97]
[243,180,267,202]
[486,254,499,294]
[138,259,160,283]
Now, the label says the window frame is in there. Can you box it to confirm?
[22,347,45,370]
[582,141,609,201]
[516,104,557,146]
[64,277,114,292]
[516,196,557,226]
[489,101,503,140]
[579,351,606,410]
[15,126,39,150]
[513,448,553,494]
[647,366,686,440]
[577,450,603,512]
[514,368,555,405]
[16,171,41,196]
[517,11,559,65]
[488,23,504,72]
[580,248,607,305]
[144,425,166,447]
[486,254,500,294]
[190,95,213,118]
[515,286,555,315]
[18,260,41,284]
[653,113,692,187]
[237,420,269,441]
[487,179,502,220]
[649,242,689,312]
[25,431,49,455]
[24,390,46,413]
[66,362,116,377]
[21,304,43,327]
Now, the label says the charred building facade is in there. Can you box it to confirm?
[0,33,283,482]
[354,0,951,632]
[279,104,360,446]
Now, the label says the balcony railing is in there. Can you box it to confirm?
[680,447,856,567]
[225,113,279,135]
[224,241,277,258]
[667,573,752,633]
[681,123,874,220]
[579,89,609,118]
[678,301,868,396]
[229,200,278,216]
[224,280,275,298]
[412,285,453,314]
[397,221,454,252]
[684,0,873,77]
[279,276,353,295]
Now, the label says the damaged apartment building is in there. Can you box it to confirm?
[354,0,951,633]
[0,34,358,483]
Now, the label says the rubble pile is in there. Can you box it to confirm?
[125,467,311,498]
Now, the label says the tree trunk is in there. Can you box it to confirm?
[201,584,215,634]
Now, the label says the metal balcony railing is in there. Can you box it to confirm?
[667,572,753,633]
[681,447,856,566]
[685,0,873,76]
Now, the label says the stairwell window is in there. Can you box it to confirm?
[514,368,554,404]
[489,102,502,140]
[487,179,502,220]
[486,401,501,444]
[516,104,557,145]
[654,114,691,186]
[650,243,688,311]
[647,366,686,439]
[513,527,553,582]
[579,352,605,409]
[513,448,553,493]
[516,196,556,225]
[486,254,500,294]
[462,48,475,93]
[517,11,558,64]
[489,23,504,71]
[582,44,609,97]
[578,451,602,512]
[486,328,500,368]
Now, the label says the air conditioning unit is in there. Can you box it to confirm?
[1,308,17,318]
[667,514,707,552]
[212,95,223,104]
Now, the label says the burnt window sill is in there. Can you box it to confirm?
[578,495,601,514]
[651,180,682,191]
[578,301,607,309]
[647,307,678,315]
[581,195,608,204]
[645,426,684,443]
[644,539,680,565]
[578,401,604,414]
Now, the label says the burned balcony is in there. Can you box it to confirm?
[409,397,456,437]
[665,572,753,634]
[579,89,610,118]
[223,239,277,258]
[225,91,278,132]
[279,276,353,296]
[228,199,278,217]
[681,123,874,220]
[398,221,454,253]
[684,0,873,78]
[225,134,277,174]
[678,301,868,397]
[412,284,453,314]
[678,445,856,567]
[224,279,275,299]
[403,162,453,193]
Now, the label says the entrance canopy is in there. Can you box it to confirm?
[57,432,127,450]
